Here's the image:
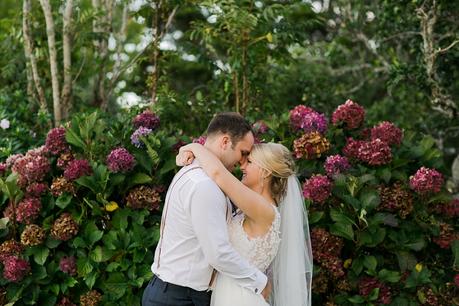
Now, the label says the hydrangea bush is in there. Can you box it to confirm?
[0,101,457,305]
[0,110,179,305]
[280,100,458,305]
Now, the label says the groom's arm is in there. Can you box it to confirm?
[188,179,267,295]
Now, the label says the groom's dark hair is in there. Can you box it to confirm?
[206,112,253,145]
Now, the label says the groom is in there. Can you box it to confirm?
[142,112,268,306]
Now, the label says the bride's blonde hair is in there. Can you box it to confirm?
[250,143,296,204]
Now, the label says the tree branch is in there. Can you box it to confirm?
[39,0,62,125]
[62,0,74,119]
[23,0,47,112]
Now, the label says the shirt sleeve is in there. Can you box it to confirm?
[188,179,267,294]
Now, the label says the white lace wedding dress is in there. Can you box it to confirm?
[211,207,281,306]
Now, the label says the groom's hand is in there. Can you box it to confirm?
[261,279,272,301]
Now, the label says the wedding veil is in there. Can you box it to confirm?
[271,175,313,306]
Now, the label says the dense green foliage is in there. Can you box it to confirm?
[0,0,458,305]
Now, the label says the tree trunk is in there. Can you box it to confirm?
[62,0,73,120]
[150,0,163,105]
[417,0,458,118]
[39,0,61,125]
[23,0,47,112]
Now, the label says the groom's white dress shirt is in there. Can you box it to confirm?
[152,162,267,294]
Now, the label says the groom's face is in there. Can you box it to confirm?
[221,132,254,172]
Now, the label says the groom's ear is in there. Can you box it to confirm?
[221,135,231,149]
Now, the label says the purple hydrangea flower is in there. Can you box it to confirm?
[302,175,332,204]
[64,159,92,181]
[106,147,136,173]
[45,127,70,155]
[409,167,444,194]
[131,127,153,148]
[324,155,351,177]
[132,110,160,130]
[332,99,365,129]
[59,256,77,276]
[2,256,30,282]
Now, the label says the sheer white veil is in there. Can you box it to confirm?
[271,175,313,306]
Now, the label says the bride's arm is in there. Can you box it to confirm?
[178,143,274,223]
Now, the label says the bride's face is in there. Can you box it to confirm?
[240,156,264,190]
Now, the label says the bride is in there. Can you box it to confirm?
[177,142,313,306]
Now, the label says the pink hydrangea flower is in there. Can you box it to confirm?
[289,105,315,130]
[440,199,459,218]
[342,137,365,159]
[2,256,31,282]
[171,140,186,153]
[324,155,351,177]
[455,274,459,287]
[133,110,160,130]
[59,256,77,276]
[64,159,92,181]
[357,139,392,166]
[45,127,70,155]
[56,297,77,306]
[359,277,392,305]
[252,120,269,135]
[302,175,332,204]
[5,154,24,169]
[370,121,403,146]
[15,197,42,224]
[27,145,48,158]
[299,111,328,134]
[106,147,136,173]
[26,182,48,197]
[192,136,207,145]
[409,167,444,194]
[12,154,51,187]
[0,162,6,175]
[332,99,365,129]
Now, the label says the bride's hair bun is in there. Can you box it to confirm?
[250,143,296,204]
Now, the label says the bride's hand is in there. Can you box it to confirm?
[176,144,196,166]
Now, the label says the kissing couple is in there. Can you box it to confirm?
[142,112,313,306]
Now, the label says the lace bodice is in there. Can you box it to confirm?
[227,207,281,272]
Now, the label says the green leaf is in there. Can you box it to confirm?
[330,222,354,241]
[90,246,113,263]
[84,222,103,246]
[329,209,355,240]
[452,240,459,269]
[110,173,126,186]
[112,209,129,231]
[129,173,153,187]
[85,271,97,289]
[377,168,391,184]
[65,127,86,149]
[33,246,49,265]
[0,217,9,229]
[75,176,98,193]
[359,189,380,212]
[378,269,401,283]
[72,237,87,248]
[159,158,178,176]
[55,194,72,209]
[363,255,377,272]
[396,251,417,271]
[103,272,127,300]
[405,239,426,251]
[348,295,365,304]
[77,257,93,276]
[351,256,364,275]
[368,287,380,301]
[309,211,324,224]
